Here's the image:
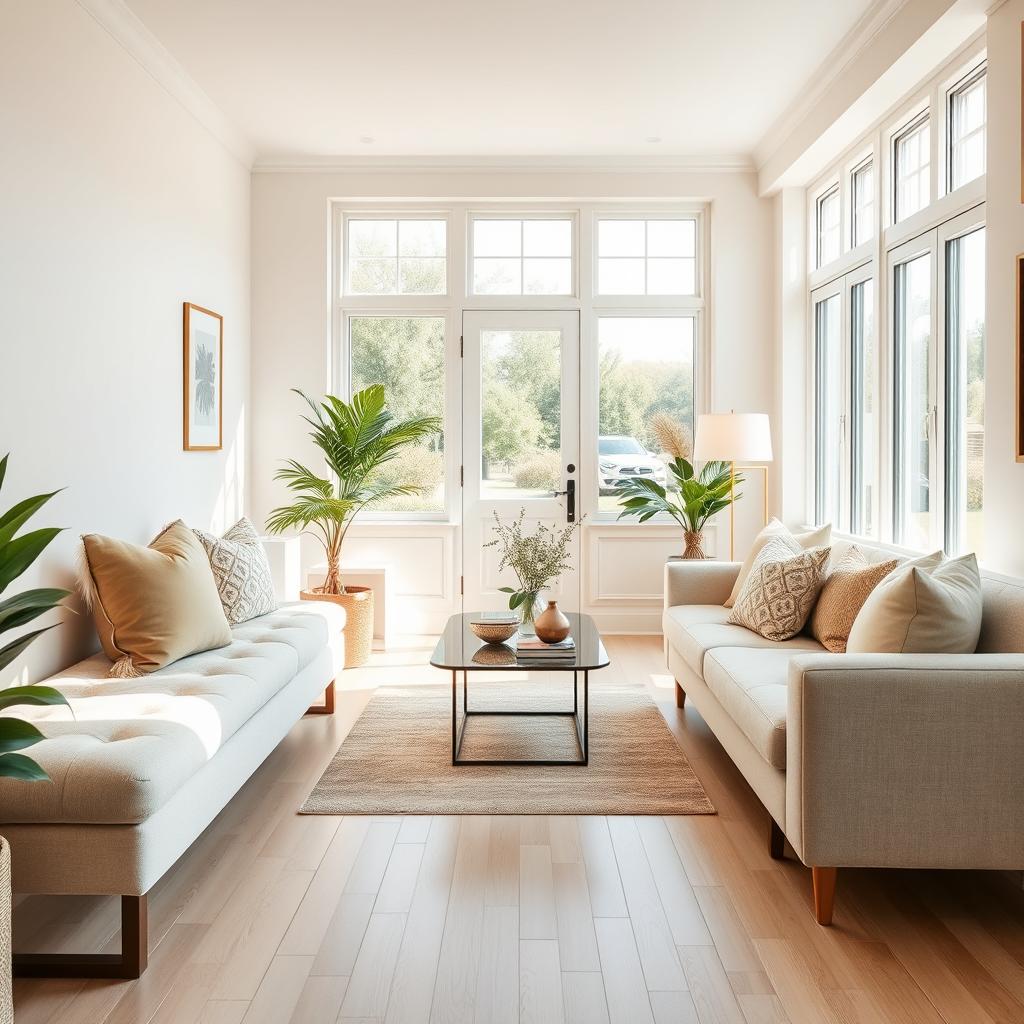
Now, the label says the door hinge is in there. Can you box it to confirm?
[460,335,464,357]
[460,575,464,595]
[460,465,464,487]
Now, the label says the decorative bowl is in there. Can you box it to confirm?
[469,620,518,644]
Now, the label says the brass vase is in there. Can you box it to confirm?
[534,600,571,644]
[682,531,707,559]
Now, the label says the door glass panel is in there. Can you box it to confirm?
[850,279,876,536]
[597,317,695,513]
[814,294,842,526]
[945,227,985,555]
[480,330,561,500]
[894,252,933,548]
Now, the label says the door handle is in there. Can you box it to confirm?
[552,480,576,523]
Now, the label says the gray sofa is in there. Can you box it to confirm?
[0,600,344,977]
[663,547,1024,925]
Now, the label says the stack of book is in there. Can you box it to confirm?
[515,635,576,665]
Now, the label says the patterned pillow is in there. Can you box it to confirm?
[809,546,898,653]
[193,517,277,625]
[727,538,831,641]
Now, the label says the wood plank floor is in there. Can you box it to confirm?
[13,634,1024,1024]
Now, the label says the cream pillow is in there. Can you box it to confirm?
[727,537,831,641]
[809,546,899,653]
[725,518,832,607]
[80,520,232,677]
[193,517,277,625]
[846,552,982,654]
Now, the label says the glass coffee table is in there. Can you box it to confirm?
[430,612,609,766]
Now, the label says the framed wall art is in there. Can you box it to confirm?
[183,302,223,451]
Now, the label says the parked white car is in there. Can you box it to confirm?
[598,435,668,495]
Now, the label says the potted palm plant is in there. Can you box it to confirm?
[266,386,441,667]
[0,454,71,1018]
[613,415,742,559]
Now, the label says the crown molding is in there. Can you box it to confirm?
[75,0,254,167]
[752,0,908,171]
[251,153,756,175]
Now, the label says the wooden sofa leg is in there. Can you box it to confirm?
[674,680,686,708]
[306,679,336,715]
[812,867,837,926]
[13,893,148,979]
[769,819,785,860]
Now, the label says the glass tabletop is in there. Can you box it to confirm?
[430,612,610,672]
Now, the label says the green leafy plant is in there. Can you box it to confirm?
[614,457,742,559]
[0,454,70,781]
[266,386,441,594]
[484,508,580,619]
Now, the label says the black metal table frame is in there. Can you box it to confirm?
[450,667,589,766]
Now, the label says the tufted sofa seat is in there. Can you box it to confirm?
[2,605,341,824]
[0,599,344,977]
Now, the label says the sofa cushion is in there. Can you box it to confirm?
[0,601,343,825]
[193,517,277,625]
[725,518,832,607]
[663,604,824,679]
[703,648,795,768]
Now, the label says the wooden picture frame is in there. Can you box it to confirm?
[183,302,223,451]
[1017,256,1024,462]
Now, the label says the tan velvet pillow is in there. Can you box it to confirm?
[846,551,981,654]
[724,518,832,607]
[81,520,232,677]
[727,537,831,641]
[809,546,899,653]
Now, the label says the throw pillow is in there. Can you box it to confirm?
[193,517,277,625]
[809,546,899,653]
[79,520,232,677]
[727,537,831,641]
[724,518,832,607]
[846,551,982,654]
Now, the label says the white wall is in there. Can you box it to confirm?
[982,0,1024,576]
[0,0,251,678]
[251,168,774,632]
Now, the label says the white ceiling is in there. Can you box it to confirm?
[125,0,876,163]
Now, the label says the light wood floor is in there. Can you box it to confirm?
[14,635,1024,1024]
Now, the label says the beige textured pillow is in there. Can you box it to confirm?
[846,552,981,654]
[724,518,832,607]
[727,537,831,641]
[809,546,899,653]
[193,517,277,625]
[80,520,232,677]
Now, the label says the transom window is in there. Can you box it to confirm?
[948,66,986,191]
[597,218,697,296]
[470,216,573,296]
[851,160,874,247]
[346,218,447,295]
[893,114,930,223]
[816,186,841,267]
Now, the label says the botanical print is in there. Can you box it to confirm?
[193,330,217,426]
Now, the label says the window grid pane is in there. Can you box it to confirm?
[894,118,930,222]
[597,317,695,513]
[850,279,876,536]
[814,294,843,526]
[816,188,841,267]
[347,219,447,295]
[597,218,698,296]
[852,162,874,247]
[349,316,446,512]
[471,218,573,295]
[949,72,986,191]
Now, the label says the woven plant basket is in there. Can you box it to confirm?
[302,586,375,668]
[0,837,11,1024]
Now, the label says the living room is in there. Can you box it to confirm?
[2,0,1024,1021]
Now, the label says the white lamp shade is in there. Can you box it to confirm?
[694,413,773,462]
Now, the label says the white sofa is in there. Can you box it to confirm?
[0,600,344,978]
[664,547,1024,926]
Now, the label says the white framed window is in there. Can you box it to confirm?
[893,113,930,223]
[469,215,574,296]
[815,186,841,268]
[596,216,698,296]
[849,275,877,536]
[812,285,844,526]
[345,217,447,296]
[851,159,874,247]
[948,65,986,192]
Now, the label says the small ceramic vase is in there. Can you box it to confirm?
[534,600,571,644]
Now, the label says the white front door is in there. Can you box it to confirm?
[462,309,581,613]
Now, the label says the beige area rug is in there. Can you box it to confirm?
[301,682,714,815]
